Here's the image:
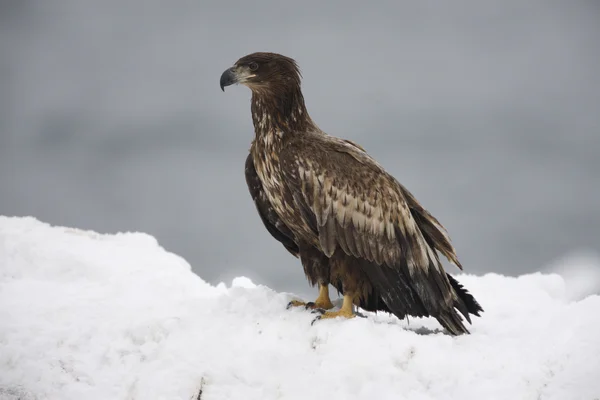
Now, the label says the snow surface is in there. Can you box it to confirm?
[1,216,599,400]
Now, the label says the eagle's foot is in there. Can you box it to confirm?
[305,299,334,310]
[316,308,355,320]
[311,293,355,325]
[286,300,308,309]
[287,284,334,311]
[311,309,355,325]
[286,299,334,310]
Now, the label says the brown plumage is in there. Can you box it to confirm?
[221,52,483,335]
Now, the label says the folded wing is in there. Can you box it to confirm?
[281,134,462,316]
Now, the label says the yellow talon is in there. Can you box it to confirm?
[313,294,355,322]
[287,284,335,310]
[317,309,356,320]
[287,299,308,309]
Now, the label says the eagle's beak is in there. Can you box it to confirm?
[220,67,238,92]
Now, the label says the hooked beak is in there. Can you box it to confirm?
[220,67,238,92]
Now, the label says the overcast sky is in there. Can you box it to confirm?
[1,0,599,298]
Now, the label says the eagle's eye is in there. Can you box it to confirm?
[248,62,259,71]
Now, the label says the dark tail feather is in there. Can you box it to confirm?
[369,265,473,336]
[447,273,484,321]
[436,308,471,335]
[360,261,429,320]
[434,274,484,335]
[361,265,483,336]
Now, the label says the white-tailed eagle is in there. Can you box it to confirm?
[220,52,483,335]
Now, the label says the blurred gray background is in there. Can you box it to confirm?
[1,0,599,298]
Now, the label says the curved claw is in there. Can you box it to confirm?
[287,300,306,310]
[311,315,321,326]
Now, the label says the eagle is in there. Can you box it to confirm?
[220,52,483,335]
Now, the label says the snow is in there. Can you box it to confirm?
[1,217,599,400]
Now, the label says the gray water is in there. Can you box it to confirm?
[1,0,599,298]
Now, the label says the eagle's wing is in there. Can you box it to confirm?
[245,153,299,257]
[280,133,461,312]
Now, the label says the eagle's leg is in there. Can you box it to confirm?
[306,284,335,309]
[287,284,334,310]
[288,246,334,310]
[313,293,356,321]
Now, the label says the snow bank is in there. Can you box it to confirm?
[0,216,598,400]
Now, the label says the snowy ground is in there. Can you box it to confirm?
[1,216,599,400]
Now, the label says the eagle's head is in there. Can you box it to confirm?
[220,52,301,94]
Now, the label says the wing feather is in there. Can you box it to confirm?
[281,133,461,310]
[245,153,299,257]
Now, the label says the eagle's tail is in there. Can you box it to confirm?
[434,278,481,335]
[360,262,483,335]
[416,272,483,335]
[447,273,483,321]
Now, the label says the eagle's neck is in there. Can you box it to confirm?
[250,87,317,147]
